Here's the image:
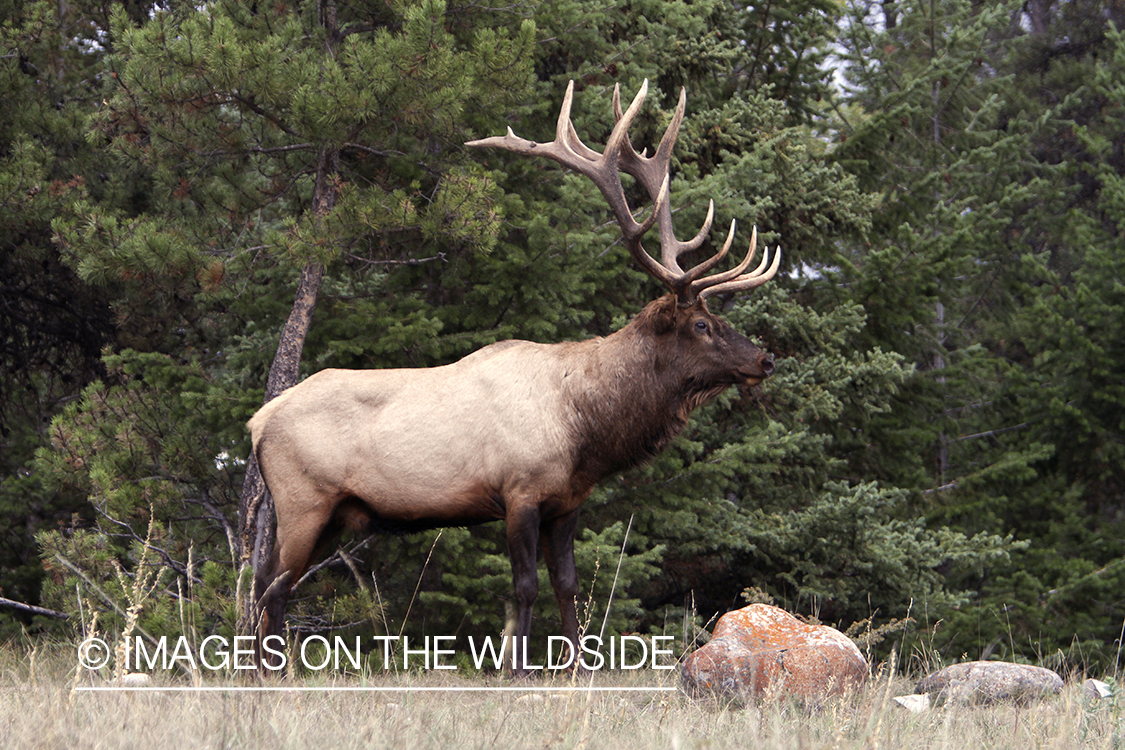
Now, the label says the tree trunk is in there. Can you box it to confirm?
[237,0,343,650]
[237,146,338,637]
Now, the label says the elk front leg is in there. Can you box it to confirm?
[541,510,581,669]
[505,504,540,677]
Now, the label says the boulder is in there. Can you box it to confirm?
[681,604,867,702]
[1085,678,1113,701]
[893,694,932,713]
[116,672,152,686]
[915,661,1064,705]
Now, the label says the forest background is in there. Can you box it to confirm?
[1,0,1122,675]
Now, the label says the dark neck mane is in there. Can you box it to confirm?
[564,299,726,482]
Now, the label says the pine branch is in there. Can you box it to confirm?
[0,596,69,619]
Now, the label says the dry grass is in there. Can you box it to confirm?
[2,640,1123,750]
[1,640,1122,750]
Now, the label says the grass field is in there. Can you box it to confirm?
[1,641,1122,749]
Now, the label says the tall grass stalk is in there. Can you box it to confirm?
[598,513,633,643]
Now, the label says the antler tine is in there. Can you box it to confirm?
[696,224,759,287]
[604,80,650,171]
[464,81,594,173]
[653,86,687,164]
[664,199,713,275]
[681,217,736,283]
[556,82,601,163]
[697,249,782,299]
[612,85,685,191]
[696,227,783,300]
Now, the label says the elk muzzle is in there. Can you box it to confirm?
[739,350,775,387]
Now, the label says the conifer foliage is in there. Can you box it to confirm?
[2,0,1122,673]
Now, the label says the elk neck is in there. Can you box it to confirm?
[562,295,730,482]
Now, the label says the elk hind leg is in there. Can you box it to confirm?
[541,510,581,669]
[253,550,293,670]
[254,504,335,670]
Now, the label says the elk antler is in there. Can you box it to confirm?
[466,80,781,306]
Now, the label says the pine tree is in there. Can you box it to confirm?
[0,0,155,635]
[40,0,537,640]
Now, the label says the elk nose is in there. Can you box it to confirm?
[760,356,775,377]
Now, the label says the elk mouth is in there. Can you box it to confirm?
[738,356,775,387]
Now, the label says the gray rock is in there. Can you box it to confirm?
[893,694,932,713]
[1084,678,1112,700]
[915,661,1063,705]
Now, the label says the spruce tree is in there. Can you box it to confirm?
[940,12,1125,668]
[448,0,1018,652]
[831,0,1125,669]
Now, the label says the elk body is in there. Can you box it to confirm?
[249,81,781,672]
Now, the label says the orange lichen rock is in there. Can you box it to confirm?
[681,604,867,702]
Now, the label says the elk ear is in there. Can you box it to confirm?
[650,296,678,334]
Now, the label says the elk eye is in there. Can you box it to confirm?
[694,321,710,334]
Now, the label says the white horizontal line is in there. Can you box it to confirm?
[75,685,678,693]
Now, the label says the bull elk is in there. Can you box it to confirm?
[249,80,781,672]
